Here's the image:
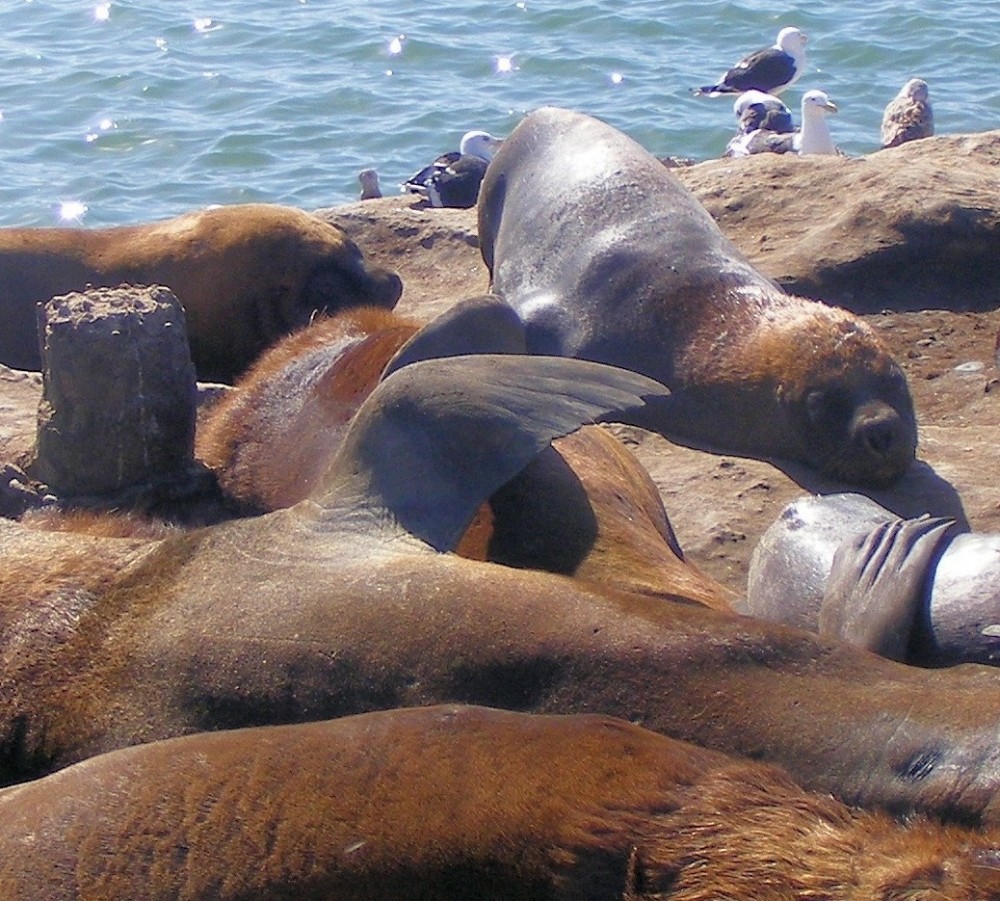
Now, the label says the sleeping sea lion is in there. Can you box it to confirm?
[196,295,526,513]
[0,203,403,382]
[747,492,1000,666]
[195,297,733,609]
[6,355,1000,826]
[3,704,1000,900]
[478,106,917,487]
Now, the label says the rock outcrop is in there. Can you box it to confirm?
[25,284,198,499]
[673,131,1000,313]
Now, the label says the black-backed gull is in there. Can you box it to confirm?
[693,26,807,97]
[403,131,504,208]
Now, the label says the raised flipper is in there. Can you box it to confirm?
[818,515,955,661]
[381,294,526,380]
[312,354,669,552]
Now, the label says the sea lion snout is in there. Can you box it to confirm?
[804,399,916,488]
[835,400,917,487]
[305,261,403,314]
[359,264,404,308]
[372,267,404,306]
[858,406,906,456]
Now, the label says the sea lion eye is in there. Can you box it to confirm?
[805,386,852,427]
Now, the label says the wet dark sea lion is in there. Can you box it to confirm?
[478,106,917,487]
[0,203,403,382]
[3,705,1000,900]
[747,493,1000,666]
[5,355,1000,825]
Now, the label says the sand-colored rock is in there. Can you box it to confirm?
[672,131,1000,313]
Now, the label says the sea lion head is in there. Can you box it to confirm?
[759,305,917,486]
[140,205,405,383]
[299,231,403,320]
[232,207,403,341]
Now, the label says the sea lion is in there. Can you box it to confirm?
[746,492,1000,666]
[6,355,1000,825]
[3,704,1000,900]
[195,297,733,609]
[0,203,403,382]
[478,106,917,487]
[196,295,525,514]
[196,305,424,513]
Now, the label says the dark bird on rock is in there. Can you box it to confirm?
[881,78,934,149]
[736,90,795,133]
[725,90,794,156]
[403,130,504,208]
[693,26,808,97]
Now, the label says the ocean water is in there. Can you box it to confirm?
[0,0,997,227]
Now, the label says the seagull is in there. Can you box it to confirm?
[796,89,840,155]
[725,91,795,156]
[735,90,795,134]
[402,131,504,208]
[358,169,383,200]
[693,27,808,97]
[880,78,933,149]
[726,90,840,157]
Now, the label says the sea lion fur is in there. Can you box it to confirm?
[2,705,1000,900]
[0,203,403,382]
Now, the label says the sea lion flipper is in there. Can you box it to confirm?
[380,294,526,380]
[315,354,669,552]
[818,516,955,660]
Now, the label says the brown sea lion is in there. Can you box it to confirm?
[196,295,525,513]
[483,424,735,611]
[0,203,403,382]
[195,297,733,609]
[3,704,1000,900]
[6,355,1000,824]
[196,305,422,512]
[478,106,917,487]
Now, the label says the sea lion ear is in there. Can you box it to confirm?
[380,294,526,380]
[314,354,669,552]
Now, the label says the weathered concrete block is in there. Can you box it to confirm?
[27,284,197,497]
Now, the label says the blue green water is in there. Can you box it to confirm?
[1,1,997,226]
